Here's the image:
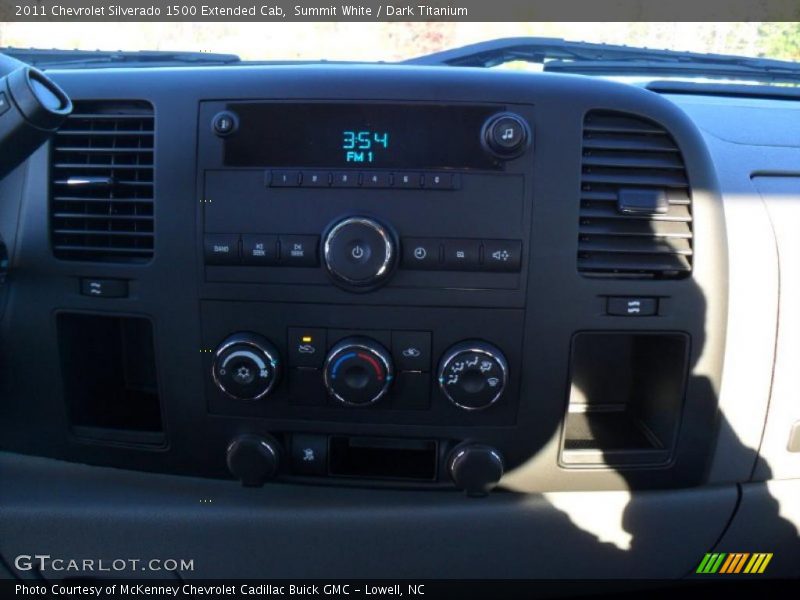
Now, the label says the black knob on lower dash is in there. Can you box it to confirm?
[448,443,505,497]
[226,434,281,487]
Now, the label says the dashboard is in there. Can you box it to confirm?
[0,64,798,579]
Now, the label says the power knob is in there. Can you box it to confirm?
[323,216,397,291]
[438,341,508,410]
[212,332,281,400]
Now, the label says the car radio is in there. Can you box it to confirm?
[198,101,534,295]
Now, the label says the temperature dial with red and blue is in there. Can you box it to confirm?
[323,337,394,406]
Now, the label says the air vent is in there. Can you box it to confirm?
[50,101,154,262]
[578,111,692,278]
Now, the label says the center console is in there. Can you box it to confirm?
[198,100,534,491]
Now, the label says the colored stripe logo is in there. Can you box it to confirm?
[696,553,773,574]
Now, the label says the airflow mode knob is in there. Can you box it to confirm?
[438,341,508,410]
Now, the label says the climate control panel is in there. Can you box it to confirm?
[202,301,523,428]
[210,329,510,412]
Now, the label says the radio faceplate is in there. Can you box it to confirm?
[197,100,535,303]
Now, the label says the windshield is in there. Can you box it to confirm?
[1,22,798,64]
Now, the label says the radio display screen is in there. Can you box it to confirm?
[223,103,502,170]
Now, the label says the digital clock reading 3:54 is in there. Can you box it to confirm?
[342,130,389,163]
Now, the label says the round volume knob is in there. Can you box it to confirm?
[481,112,530,159]
[323,216,397,290]
[438,341,508,410]
[226,434,281,487]
[323,337,394,406]
[448,443,504,497]
[212,332,281,400]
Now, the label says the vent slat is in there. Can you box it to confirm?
[578,253,692,274]
[582,135,679,153]
[50,100,154,263]
[53,213,154,221]
[53,229,153,237]
[583,114,668,134]
[581,170,688,188]
[55,146,154,154]
[579,204,692,222]
[53,196,153,205]
[67,113,153,120]
[579,236,693,255]
[581,189,690,205]
[581,153,684,170]
[52,245,153,255]
[579,110,693,279]
[580,219,692,238]
[56,129,153,136]
[53,163,154,170]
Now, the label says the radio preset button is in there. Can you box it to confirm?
[443,239,481,270]
[361,171,392,188]
[331,172,359,187]
[482,240,522,272]
[302,171,330,187]
[423,172,455,190]
[279,235,319,267]
[269,170,301,187]
[394,172,422,188]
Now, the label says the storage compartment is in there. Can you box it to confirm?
[328,436,437,481]
[57,313,164,446]
[561,332,689,467]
